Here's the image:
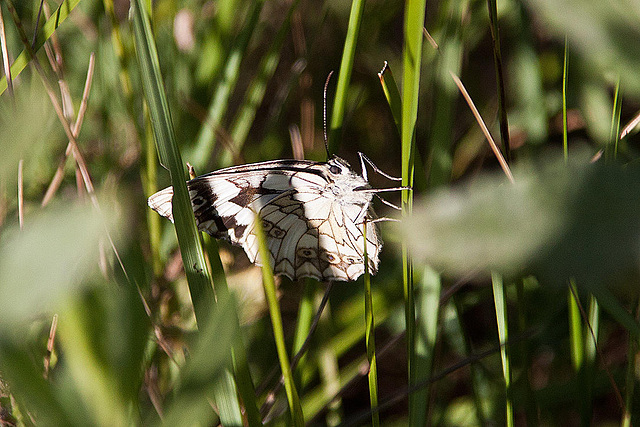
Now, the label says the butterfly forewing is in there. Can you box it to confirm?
[147,157,382,281]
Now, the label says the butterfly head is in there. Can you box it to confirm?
[325,156,372,205]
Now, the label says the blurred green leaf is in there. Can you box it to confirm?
[0,83,55,183]
[0,202,119,327]
[524,0,640,96]
[402,153,640,289]
[58,284,149,425]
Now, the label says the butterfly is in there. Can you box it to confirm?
[148,153,405,281]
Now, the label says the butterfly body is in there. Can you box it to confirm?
[149,156,385,281]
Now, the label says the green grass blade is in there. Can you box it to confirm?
[189,1,265,171]
[328,0,366,153]
[568,281,589,424]
[378,62,402,136]
[292,280,316,390]
[492,272,513,427]
[363,223,379,427]
[378,62,428,193]
[0,0,82,96]
[568,281,584,370]
[412,265,441,424]
[487,0,510,159]
[204,236,262,426]
[130,2,243,424]
[609,78,622,159]
[402,0,426,422]
[130,0,214,326]
[254,216,304,425]
[427,1,465,187]
[582,295,599,423]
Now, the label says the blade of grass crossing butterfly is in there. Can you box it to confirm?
[204,235,261,425]
[254,213,304,425]
[130,1,243,424]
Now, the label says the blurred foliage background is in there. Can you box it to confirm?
[1,0,640,425]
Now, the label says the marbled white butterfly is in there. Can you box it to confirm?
[148,153,404,281]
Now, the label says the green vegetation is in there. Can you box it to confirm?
[2,0,640,425]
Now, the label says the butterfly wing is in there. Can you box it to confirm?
[239,188,381,281]
[147,160,381,281]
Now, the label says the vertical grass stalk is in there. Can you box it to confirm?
[583,295,599,425]
[609,79,622,159]
[487,0,510,159]
[328,0,366,153]
[402,0,426,422]
[414,265,442,424]
[254,214,304,426]
[292,280,316,390]
[492,272,513,427]
[130,1,244,423]
[363,222,379,427]
[204,236,261,426]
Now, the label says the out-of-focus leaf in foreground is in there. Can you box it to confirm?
[0,83,56,184]
[401,154,640,290]
[0,201,119,326]
[524,0,640,96]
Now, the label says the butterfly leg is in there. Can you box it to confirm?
[358,151,403,181]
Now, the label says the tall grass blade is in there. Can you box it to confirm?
[204,236,261,426]
[568,280,587,423]
[378,62,428,192]
[254,215,304,425]
[292,281,316,390]
[568,281,584,370]
[427,0,465,187]
[609,79,622,159]
[402,0,426,422]
[130,0,213,330]
[328,0,365,153]
[414,265,441,423]
[491,272,513,427]
[130,1,243,424]
[487,0,510,159]
[363,222,379,427]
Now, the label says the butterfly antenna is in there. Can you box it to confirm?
[323,70,334,159]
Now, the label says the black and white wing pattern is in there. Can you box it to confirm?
[148,156,382,281]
